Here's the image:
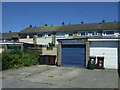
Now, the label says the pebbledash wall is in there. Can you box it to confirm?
[37,37,52,45]
[42,46,57,55]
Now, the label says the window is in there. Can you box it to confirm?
[92,32,98,35]
[37,34,42,37]
[19,34,27,38]
[81,32,85,36]
[106,31,114,35]
[48,34,51,36]
[77,32,81,36]
[77,32,88,36]
[56,33,65,37]
[29,34,34,38]
[69,33,73,36]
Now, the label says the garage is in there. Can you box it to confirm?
[62,44,86,67]
[90,41,118,69]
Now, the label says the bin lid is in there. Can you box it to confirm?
[97,56,104,58]
[49,55,56,56]
[39,54,49,56]
[89,56,96,58]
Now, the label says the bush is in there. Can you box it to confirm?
[47,43,55,50]
[1,50,40,70]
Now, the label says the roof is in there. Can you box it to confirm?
[0,42,23,44]
[0,32,18,39]
[19,22,120,34]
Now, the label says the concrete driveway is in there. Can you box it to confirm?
[2,65,118,88]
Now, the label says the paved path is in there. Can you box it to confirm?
[1,65,118,88]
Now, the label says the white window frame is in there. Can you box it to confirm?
[68,33,73,36]
[92,31,98,36]
[47,33,52,37]
[77,31,88,36]
[103,30,115,36]
[56,33,65,37]
[37,34,43,37]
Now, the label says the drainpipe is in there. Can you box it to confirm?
[52,32,56,45]
[118,40,120,78]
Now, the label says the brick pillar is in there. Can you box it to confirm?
[52,32,56,45]
[86,41,90,67]
[33,35,37,46]
[4,44,8,52]
[57,42,62,66]
[21,44,23,52]
[73,32,78,38]
[98,30,102,37]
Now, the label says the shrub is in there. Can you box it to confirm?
[47,43,55,50]
[2,51,40,70]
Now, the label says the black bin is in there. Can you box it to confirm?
[87,56,96,70]
[118,62,120,78]
[39,55,49,65]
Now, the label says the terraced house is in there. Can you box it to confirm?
[18,22,120,45]
[1,21,120,69]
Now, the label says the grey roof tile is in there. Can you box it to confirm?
[1,32,18,39]
[19,22,120,34]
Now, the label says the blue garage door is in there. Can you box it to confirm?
[62,44,86,67]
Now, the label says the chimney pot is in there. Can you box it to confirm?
[29,25,32,27]
[45,24,48,26]
[61,22,65,25]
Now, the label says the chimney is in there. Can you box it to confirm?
[61,22,65,25]
[102,20,105,23]
[9,31,12,33]
[45,24,48,26]
[29,25,32,27]
[69,23,71,25]
[81,21,84,24]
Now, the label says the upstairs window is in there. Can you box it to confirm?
[29,34,34,38]
[81,32,86,36]
[56,33,65,37]
[69,33,73,36]
[106,31,114,35]
[19,34,27,38]
[48,34,51,37]
[37,34,43,37]
[77,32,88,36]
[92,31,98,35]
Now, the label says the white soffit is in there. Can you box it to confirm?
[88,39,120,41]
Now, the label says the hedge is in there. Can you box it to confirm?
[1,50,40,70]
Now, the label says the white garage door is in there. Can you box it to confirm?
[90,41,118,69]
